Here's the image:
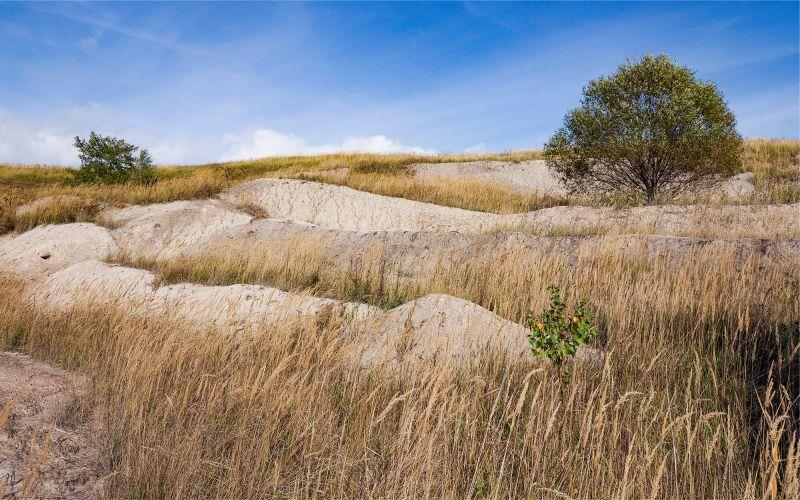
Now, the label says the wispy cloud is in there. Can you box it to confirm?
[220,128,437,161]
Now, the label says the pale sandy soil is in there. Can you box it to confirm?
[411,160,567,196]
[360,293,603,370]
[0,223,118,279]
[219,178,499,232]
[0,352,99,498]
[104,199,252,260]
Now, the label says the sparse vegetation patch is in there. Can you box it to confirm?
[526,285,597,375]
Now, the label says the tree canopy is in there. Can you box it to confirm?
[544,55,742,202]
[73,132,155,185]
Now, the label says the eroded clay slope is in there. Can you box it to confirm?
[95,197,800,278]
[103,199,252,259]
[219,178,500,232]
[4,207,794,288]
[359,294,533,368]
[411,160,567,196]
[33,260,380,330]
[27,261,599,369]
[216,220,800,273]
[3,175,795,371]
[0,223,118,279]
[216,178,798,236]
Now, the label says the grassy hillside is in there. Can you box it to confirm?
[1,151,542,233]
[1,139,798,496]
[2,139,798,234]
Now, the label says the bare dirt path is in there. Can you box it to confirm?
[0,352,99,498]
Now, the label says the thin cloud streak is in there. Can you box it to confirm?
[32,3,207,56]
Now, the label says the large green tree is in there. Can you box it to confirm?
[73,132,156,185]
[544,55,742,202]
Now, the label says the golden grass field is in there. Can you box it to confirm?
[2,241,798,497]
[0,138,798,497]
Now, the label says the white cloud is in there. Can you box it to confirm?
[220,128,437,161]
[220,129,316,159]
[0,107,439,166]
[337,135,436,155]
[0,110,77,165]
[146,139,201,165]
[0,106,214,166]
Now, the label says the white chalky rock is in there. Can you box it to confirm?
[0,223,118,278]
[151,282,381,329]
[30,260,156,312]
[105,199,252,259]
[219,178,501,233]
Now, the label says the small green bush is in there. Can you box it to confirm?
[72,132,156,185]
[526,285,597,371]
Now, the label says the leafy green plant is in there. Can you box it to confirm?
[526,285,597,371]
[72,132,156,185]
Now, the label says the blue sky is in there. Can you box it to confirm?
[1,1,798,165]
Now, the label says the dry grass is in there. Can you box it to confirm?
[490,215,800,239]
[744,139,800,171]
[115,235,800,324]
[744,139,800,204]
[3,236,798,497]
[295,140,800,210]
[0,167,229,234]
[2,141,798,496]
[2,196,101,234]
